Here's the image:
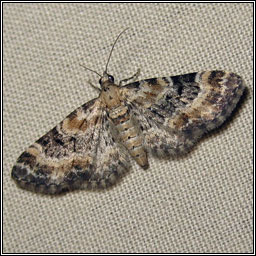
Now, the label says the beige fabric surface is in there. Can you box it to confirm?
[3,3,253,253]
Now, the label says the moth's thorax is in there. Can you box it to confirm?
[100,82,122,109]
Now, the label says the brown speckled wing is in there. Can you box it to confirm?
[12,98,130,194]
[121,71,245,157]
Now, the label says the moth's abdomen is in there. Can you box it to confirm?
[109,105,149,169]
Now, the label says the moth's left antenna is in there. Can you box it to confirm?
[105,28,129,74]
[79,64,102,78]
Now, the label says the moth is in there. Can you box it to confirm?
[11,29,245,194]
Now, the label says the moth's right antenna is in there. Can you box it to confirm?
[105,28,129,74]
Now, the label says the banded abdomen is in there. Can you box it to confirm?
[109,104,148,169]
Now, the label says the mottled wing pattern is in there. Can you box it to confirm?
[12,98,130,194]
[121,71,245,157]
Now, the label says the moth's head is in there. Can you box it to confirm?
[99,71,115,87]
[80,29,128,90]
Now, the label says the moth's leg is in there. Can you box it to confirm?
[119,68,140,86]
[88,80,101,92]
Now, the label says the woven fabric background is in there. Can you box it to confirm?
[3,3,253,253]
